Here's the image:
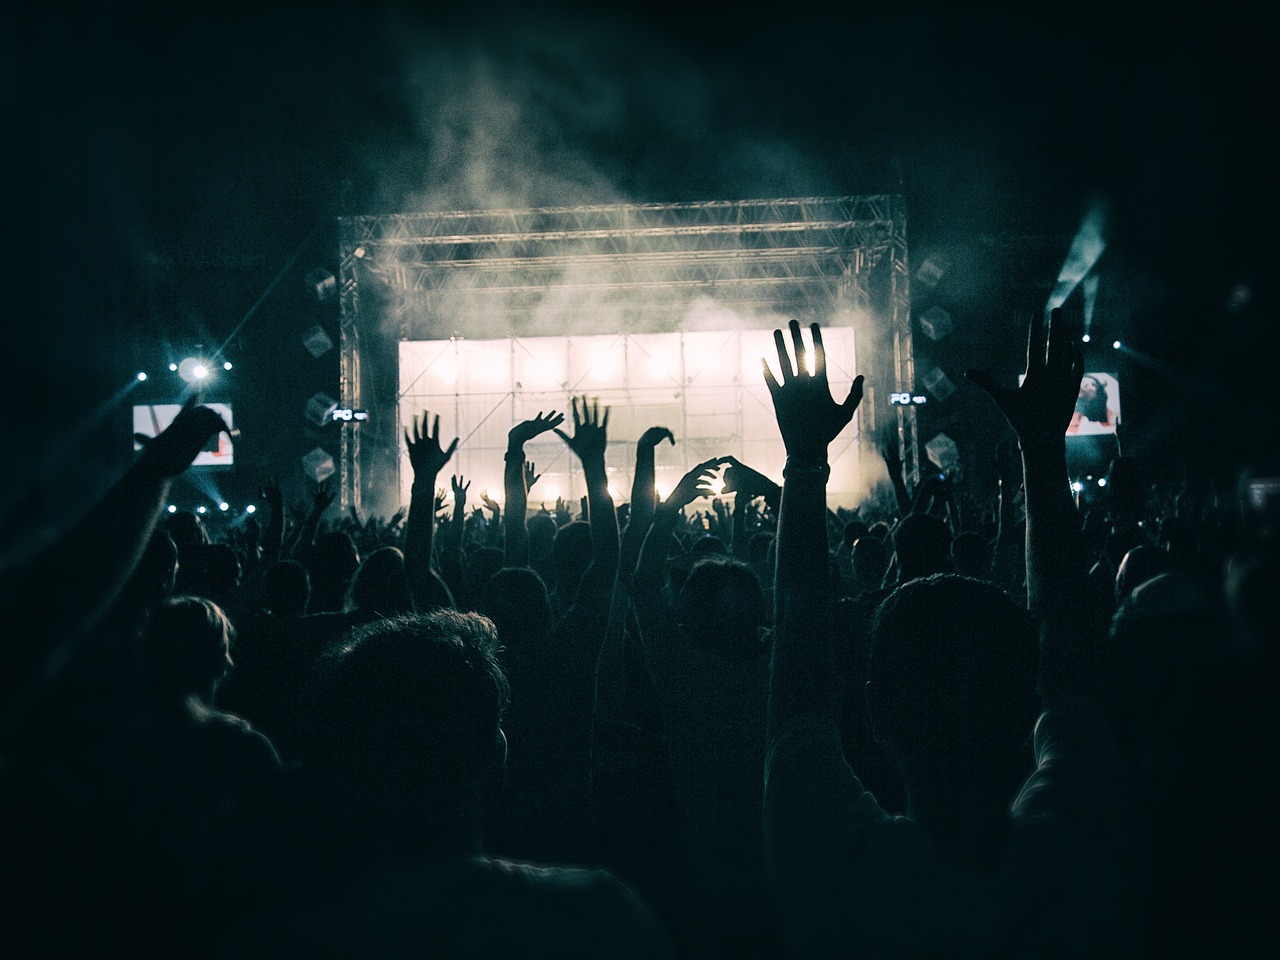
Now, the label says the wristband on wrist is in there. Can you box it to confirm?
[504,449,524,463]
[782,459,830,481]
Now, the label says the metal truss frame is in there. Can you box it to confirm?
[337,196,915,512]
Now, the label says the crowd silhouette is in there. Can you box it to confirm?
[2,309,1274,958]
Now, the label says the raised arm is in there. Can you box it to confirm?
[403,411,459,613]
[503,411,564,567]
[597,426,676,723]
[967,307,1090,696]
[554,396,617,615]
[765,320,864,744]
[2,399,232,733]
[288,480,336,563]
[258,477,285,566]
[880,428,913,516]
[439,474,470,603]
[720,456,781,561]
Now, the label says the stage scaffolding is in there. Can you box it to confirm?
[336,196,914,515]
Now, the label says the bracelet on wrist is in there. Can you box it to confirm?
[782,459,830,481]
[504,449,525,463]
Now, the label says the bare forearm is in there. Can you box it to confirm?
[769,465,837,743]
[503,453,530,566]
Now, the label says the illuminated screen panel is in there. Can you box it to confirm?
[398,328,862,511]
[1018,371,1121,436]
[132,403,234,467]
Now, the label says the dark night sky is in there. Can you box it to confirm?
[7,2,1277,543]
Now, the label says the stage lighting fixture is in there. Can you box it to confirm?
[1113,340,1122,350]
[303,324,335,359]
[246,504,257,514]
[167,505,177,513]
[354,246,367,259]
[305,267,337,301]
[1071,481,1084,493]
[1081,334,1091,343]
[136,372,147,381]
[178,356,214,384]
[223,361,233,371]
[169,363,179,372]
[1098,477,1108,487]
[218,502,230,511]
[196,505,208,514]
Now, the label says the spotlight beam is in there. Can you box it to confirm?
[1046,201,1107,315]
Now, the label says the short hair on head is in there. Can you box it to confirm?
[891,513,954,581]
[302,610,509,788]
[868,574,1039,762]
[676,556,767,656]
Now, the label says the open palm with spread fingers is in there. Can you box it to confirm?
[763,319,864,460]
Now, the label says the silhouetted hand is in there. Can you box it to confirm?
[508,410,566,448]
[134,397,233,477]
[405,411,459,480]
[881,429,902,473]
[259,477,283,509]
[387,507,407,529]
[555,498,571,526]
[638,426,676,450]
[554,395,610,466]
[480,491,501,515]
[433,490,447,517]
[720,456,777,500]
[451,475,471,512]
[966,307,1083,443]
[310,480,336,515]
[523,461,541,493]
[762,320,864,461]
[664,457,730,511]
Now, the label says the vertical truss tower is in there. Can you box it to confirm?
[337,196,914,514]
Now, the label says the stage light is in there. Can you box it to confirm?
[1098,477,1108,487]
[169,363,179,372]
[223,361,233,371]
[245,504,257,514]
[1113,340,1122,350]
[178,357,214,384]
[167,504,177,513]
[354,246,367,259]
[196,505,208,514]
[1071,481,1084,493]
[218,502,230,512]
[1081,334,1091,343]
[136,371,147,381]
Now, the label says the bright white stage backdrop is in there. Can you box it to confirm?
[398,327,861,512]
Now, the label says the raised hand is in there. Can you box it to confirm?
[259,477,283,509]
[965,307,1083,443]
[664,457,730,511]
[554,395,610,466]
[135,396,234,477]
[555,497,571,525]
[720,456,777,501]
[311,479,336,514]
[508,410,566,448]
[451,474,471,508]
[638,426,676,450]
[387,507,407,530]
[762,319,864,462]
[480,491,501,515]
[433,489,447,517]
[523,461,541,493]
[405,411,459,480]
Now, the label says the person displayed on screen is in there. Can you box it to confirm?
[1068,374,1117,434]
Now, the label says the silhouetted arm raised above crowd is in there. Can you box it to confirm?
[258,477,285,566]
[503,411,563,567]
[765,320,864,744]
[289,480,335,563]
[1,398,232,734]
[555,396,618,616]
[718,456,780,560]
[597,426,676,724]
[403,412,458,613]
[968,307,1090,696]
